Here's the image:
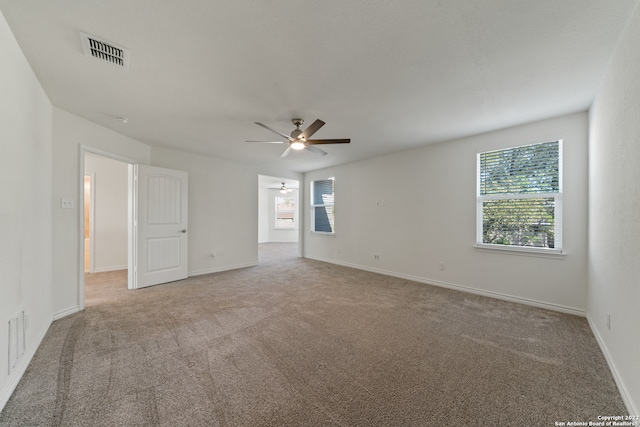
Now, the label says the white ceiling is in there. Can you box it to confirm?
[259,175,299,191]
[1,0,636,172]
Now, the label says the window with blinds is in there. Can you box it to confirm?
[477,141,562,252]
[311,178,335,233]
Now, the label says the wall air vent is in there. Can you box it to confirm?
[80,32,129,69]
[8,310,26,375]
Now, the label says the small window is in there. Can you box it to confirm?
[311,178,335,234]
[275,196,296,229]
[477,141,562,253]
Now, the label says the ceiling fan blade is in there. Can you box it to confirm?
[306,139,351,144]
[300,119,325,140]
[280,146,292,157]
[304,145,328,156]
[244,140,284,144]
[255,122,293,141]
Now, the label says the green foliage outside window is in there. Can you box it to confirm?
[479,142,560,249]
[482,198,555,248]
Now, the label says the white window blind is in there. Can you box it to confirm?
[477,141,562,252]
[311,178,335,233]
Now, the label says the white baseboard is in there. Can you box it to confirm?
[189,262,257,277]
[92,265,128,273]
[305,255,586,317]
[0,318,50,412]
[52,306,80,321]
[587,313,638,416]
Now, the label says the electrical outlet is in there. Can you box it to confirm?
[439,261,445,270]
[60,198,74,209]
[374,254,380,260]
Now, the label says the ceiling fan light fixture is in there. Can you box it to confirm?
[280,183,288,193]
[249,118,350,158]
[291,141,305,150]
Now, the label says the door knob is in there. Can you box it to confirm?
[180,229,187,233]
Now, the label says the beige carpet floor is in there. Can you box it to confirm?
[0,243,627,426]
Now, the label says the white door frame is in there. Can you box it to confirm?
[78,145,136,311]
[84,172,96,273]
[257,174,304,258]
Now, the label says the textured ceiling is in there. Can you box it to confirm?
[259,175,299,191]
[1,0,636,172]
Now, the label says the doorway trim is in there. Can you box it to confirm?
[78,145,136,311]
[257,174,303,259]
[83,173,96,273]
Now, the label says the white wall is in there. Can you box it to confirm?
[0,10,53,410]
[151,148,301,276]
[52,108,151,317]
[305,112,589,314]
[84,153,128,272]
[151,147,301,275]
[588,1,640,415]
[258,185,269,243]
[151,147,257,274]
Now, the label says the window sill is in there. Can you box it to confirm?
[474,243,566,259]
[311,231,335,236]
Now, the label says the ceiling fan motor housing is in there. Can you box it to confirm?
[291,118,304,139]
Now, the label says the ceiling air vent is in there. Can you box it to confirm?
[80,32,129,69]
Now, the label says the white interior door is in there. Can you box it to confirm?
[130,164,188,289]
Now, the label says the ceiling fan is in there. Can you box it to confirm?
[279,183,292,193]
[246,118,350,157]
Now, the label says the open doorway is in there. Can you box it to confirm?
[79,148,190,308]
[258,175,300,262]
[83,174,93,273]
[82,151,130,302]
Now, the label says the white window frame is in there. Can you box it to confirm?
[310,177,335,234]
[274,195,297,230]
[476,141,563,255]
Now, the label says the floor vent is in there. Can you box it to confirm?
[8,311,26,375]
[80,32,129,69]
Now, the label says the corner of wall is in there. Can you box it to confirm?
[0,318,51,412]
[587,0,640,415]
[586,314,638,415]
